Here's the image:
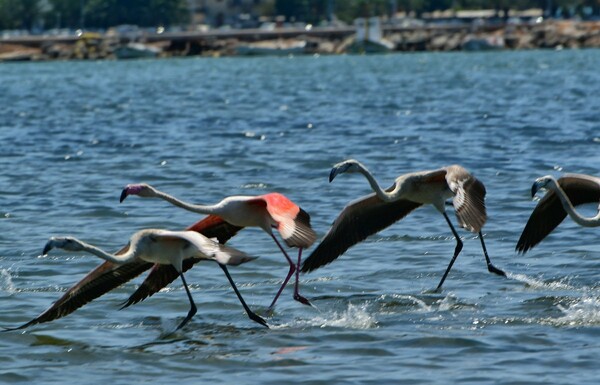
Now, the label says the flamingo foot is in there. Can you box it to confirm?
[425,286,443,295]
[175,303,197,331]
[293,293,313,307]
[248,311,269,328]
[488,264,507,277]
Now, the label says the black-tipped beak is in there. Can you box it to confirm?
[329,167,338,183]
[42,241,53,256]
[531,181,542,198]
[119,188,129,203]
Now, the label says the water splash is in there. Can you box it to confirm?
[481,296,600,328]
[508,272,576,291]
[381,293,465,313]
[0,268,16,294]
[552,297,600,327]
[275,303,377,330]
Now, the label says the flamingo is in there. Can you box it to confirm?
[6,229,259,331]
[5,222,268,331]
[120,184,317,309]
[301,159,506,291]
[516,174,600,253]
[120,215,243,309]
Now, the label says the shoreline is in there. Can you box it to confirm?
[1,20,600,61]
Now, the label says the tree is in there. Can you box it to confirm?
[46,0,83,29]
[0,0,43,30]
[68,0,189,29]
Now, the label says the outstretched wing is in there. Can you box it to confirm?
[7,216,243,330]
[301,188,422,273]
[5,244,152,331]
[516,174,600,253]
[120,215,242,309]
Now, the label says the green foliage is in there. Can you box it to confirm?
[46,0,82,29]
[274,0,600,23]
[1,0,599,31]
[0,0,43,30]
[1,0,189,30]
[84,0,189,28]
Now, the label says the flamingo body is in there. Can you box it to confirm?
[122,215,242,308]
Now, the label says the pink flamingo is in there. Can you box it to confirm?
[120,183,317,309]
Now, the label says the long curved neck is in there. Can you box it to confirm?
[354,162,395,202]
[151,189,221,215]
[74,240,137,264]
[550,180,600,227]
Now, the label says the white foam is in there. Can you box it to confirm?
[0,268,16,294]
[378,293,463,316]
[508,272,576,291]
[389,294,433,312]
[484,296,600,328]
[275,303,378,330]
[553,297,600,327]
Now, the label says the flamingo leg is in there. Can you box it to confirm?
[268,234,311,309]
[435,212,464,291]
[218,264,268,328]
[293,248,311,306]
[478,232,506,277]
[175,272,197,330]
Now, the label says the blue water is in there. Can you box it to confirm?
[1,50,600,384]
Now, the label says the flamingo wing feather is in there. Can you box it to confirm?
[7,248,152,330]
[301,189,422,273]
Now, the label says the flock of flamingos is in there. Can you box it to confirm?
[4,159,600,332]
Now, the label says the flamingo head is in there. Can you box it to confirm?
[43,237,82,255]
[329,159,361,182]
[120,183,155,202]
[531,175,555,198]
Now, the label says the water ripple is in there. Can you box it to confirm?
[2,51,600,384]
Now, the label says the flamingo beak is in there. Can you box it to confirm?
[329,163,351,182]
[119,188,129,203]
[329,167,339,183]
[42,241,53,256]
[531,180,544,198]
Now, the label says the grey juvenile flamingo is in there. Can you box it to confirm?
[301,159,506,290]
[516,174,600,253]
[120,184,317,309]
[6,228,266,331]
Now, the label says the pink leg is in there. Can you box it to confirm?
[293,248,311,306]
[268,234,311,309]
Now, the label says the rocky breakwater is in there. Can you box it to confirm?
[383,20,600,51]
[1,20,600,61]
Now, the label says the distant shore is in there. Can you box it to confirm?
[1,20,599,61]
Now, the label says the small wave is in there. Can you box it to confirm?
[480,296,600,328]
[552,296,600,327]
[508,272,576,291]
[275,303,377,330]
[240,183,268,189]
[0,268,16,294]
